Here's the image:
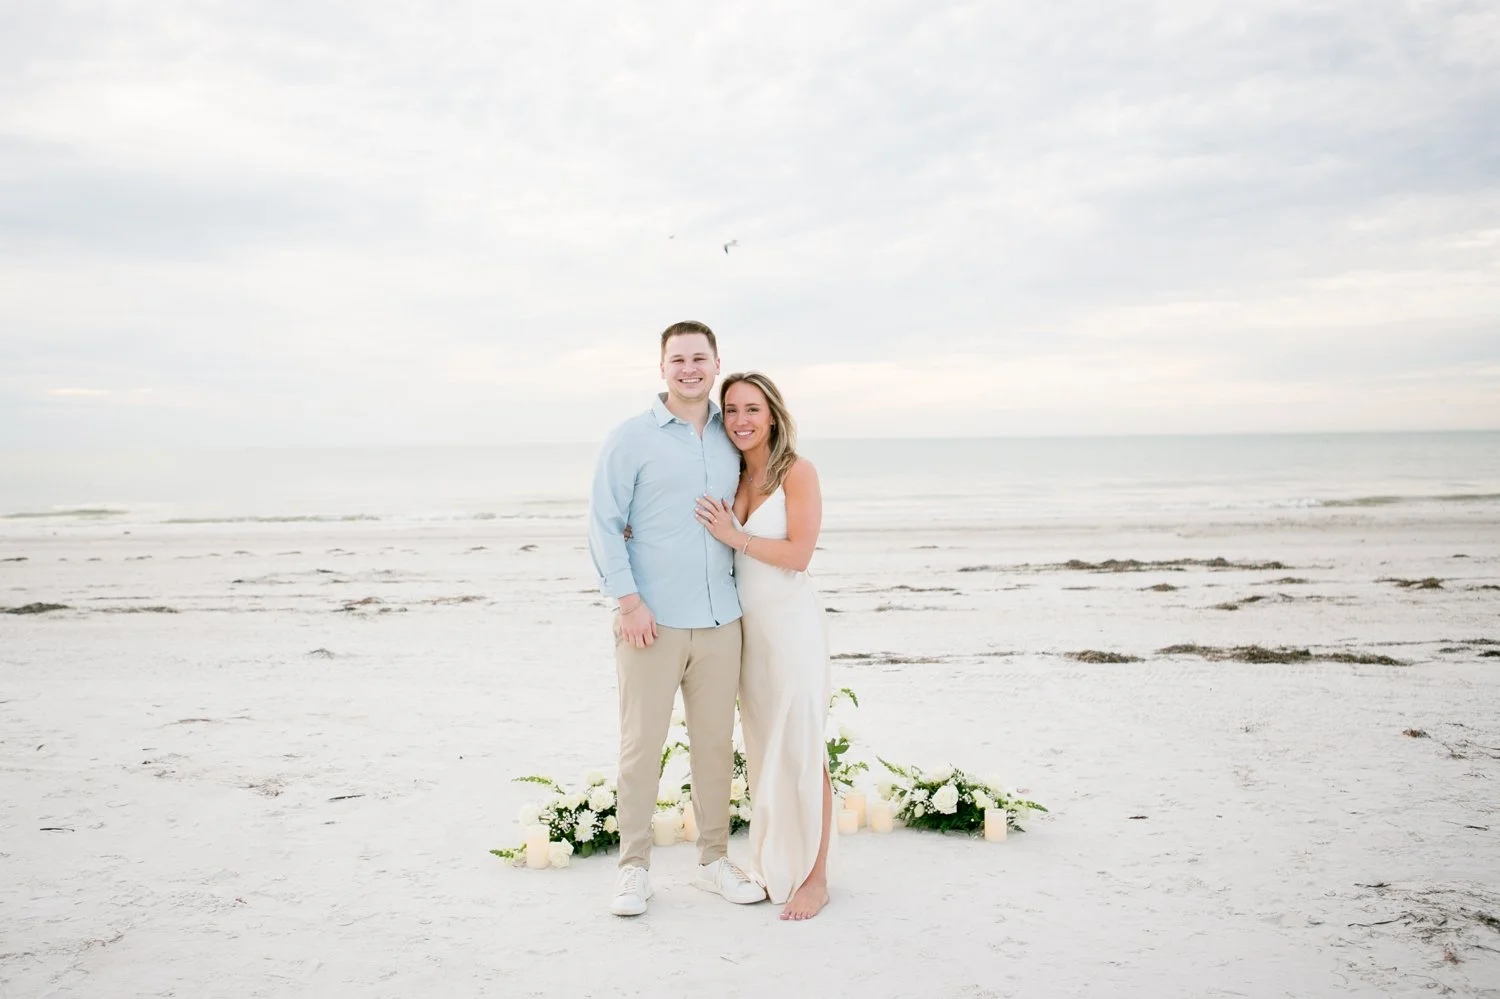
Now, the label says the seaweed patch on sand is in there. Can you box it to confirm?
[960,557,1290,574]
[1066,650,1143,664]
[830,651,951,665]
[1157,644,1406,666]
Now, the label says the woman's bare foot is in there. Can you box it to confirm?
[779,878,830,921]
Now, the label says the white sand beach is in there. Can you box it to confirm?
[2,505,1498,998]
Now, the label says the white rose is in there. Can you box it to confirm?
[567,793,587,810]
[973,791,994,811]
[913,803,927,818]
[589,788,615,812]
[730,778,747,802]
[932,783,960,814]
[547,842,572,868]
[603,815,618,834]
[838,723,858,743]
[671,709,686,727]
[928,766,953,784]
[585,771,606,787]
[543,794,562,811]
[517,803,539,826]
[875,781,894,800]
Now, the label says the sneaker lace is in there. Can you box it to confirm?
[720,859,753,885]
[618,867,647,895]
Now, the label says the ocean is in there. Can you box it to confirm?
[3,432,1498,530]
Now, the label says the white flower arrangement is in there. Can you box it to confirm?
[490,688,1050,866]
[490,772,620,866]
[878,759,1047,834]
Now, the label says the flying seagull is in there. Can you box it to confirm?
[723,239,739,254]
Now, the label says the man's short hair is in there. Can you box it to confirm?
[660,320,718,358]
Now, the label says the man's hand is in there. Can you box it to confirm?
[618,596,658,649]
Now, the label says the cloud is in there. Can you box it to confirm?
[0,0,1496,446]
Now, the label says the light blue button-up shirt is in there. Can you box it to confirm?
[588,394,743,629]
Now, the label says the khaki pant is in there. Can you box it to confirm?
[614,618,742,870]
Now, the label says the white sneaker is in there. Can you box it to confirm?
[610,865,652,917]
[692,858,766,905]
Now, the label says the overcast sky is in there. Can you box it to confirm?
[2,0,1497,446]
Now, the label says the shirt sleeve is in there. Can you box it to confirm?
[587,425,640,598]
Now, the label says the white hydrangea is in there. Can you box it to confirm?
[585,771,606,787]
[547,841,573,868]
[875,781,894,800]
[932,783,960,814]
[928,766,954,784]
[588,787,615,812]
[603,815,618,834]
[517,803,539,826]
[729,777,747,802]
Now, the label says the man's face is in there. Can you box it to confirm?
[660,333,720,405]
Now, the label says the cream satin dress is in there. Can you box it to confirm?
[735,486,833,905]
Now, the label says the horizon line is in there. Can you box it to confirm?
[4,427,1499,452]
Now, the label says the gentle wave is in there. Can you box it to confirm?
[162,514,385,524]
[156,511,584,525]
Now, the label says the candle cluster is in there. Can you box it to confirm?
[835,791,895,835]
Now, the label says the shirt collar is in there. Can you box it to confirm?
[652,392,722,427]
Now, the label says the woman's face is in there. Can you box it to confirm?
[723,381,773,453]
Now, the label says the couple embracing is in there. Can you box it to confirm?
[587,320,834,922]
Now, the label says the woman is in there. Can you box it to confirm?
[694,372,833,921]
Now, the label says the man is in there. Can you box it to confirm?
[587,320,766,917]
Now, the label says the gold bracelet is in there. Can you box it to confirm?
[740,536,751,556]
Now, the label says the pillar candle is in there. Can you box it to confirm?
[983,807,1008,842]
[837,808,859,835]
[842,792,868,828]
[868,799,894,833]
[652,809,679,847]
[680,804,699,843]
[524,824,550,868]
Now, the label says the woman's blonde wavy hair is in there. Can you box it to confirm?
[720,371,799,495]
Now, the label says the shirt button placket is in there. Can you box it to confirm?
[699,429,718,624]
